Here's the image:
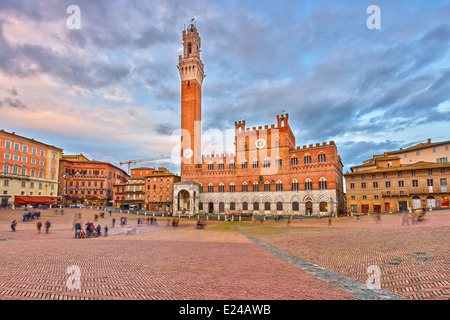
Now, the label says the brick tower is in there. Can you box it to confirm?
[178,23,205,174]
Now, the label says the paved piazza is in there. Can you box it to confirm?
[0,208,448,300]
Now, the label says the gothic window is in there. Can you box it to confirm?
[242,182,248,192]
[263,158,270,168]
[319,177,327,190]
[318,152,326,163]
[305,178,312,190]
[208,183,213,193]
[291,156,298,166]
[275,157,282,167]
[292,179,299,191]
[304,154,311,164]
[264,181,270,191]
[218,182,224,192]
[230,182,236,193]
[253,181,259,192]
[276,180,283,191]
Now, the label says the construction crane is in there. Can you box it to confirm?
[120,156,170,174]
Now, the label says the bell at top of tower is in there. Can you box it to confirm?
[182,23,201,59]
[178,21,205,85]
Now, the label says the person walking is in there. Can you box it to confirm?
[112,217,116,228]
[11,220,17,232]
[45,221,51,234]
[104,225,108,237]
[37,221,42,233]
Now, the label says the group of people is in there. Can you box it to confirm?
[22,211,41,222]
[402,209,426,225]
[74,221,108,238]
[10,219,51,233]
[137,217,158,225]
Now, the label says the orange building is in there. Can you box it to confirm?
[0,130,62,207]
[145,172,181,212]
[59,154,129,207]
[173,25,345,216]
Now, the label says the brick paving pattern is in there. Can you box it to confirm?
[238,211,450,300]
[0,208,448,300]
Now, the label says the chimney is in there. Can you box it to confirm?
[427,138,431,144]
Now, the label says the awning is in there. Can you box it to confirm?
[14,196,58,205]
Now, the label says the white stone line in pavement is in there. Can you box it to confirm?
[235,226,407,300]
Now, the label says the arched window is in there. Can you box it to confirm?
[218,161,224,170]
[207,162,214,170]
[218,182,224,192]
[208,182,213,193]
[276,180,283,191]
[276,202,283,211]
[319,177,327,190]
[320,202,328,212]
[275,157,282,167]
[199,183,203,193]
[253,158,259,169]
[264,180,270,191]
[318,152,326,163]
[291,156,298,166]
[304,154,312,164]
[292,202,299,211]
[230,202,236,211]
[253,181,259,192]
[242,182,248,192]
[264,202,271,211]
[292,179,299,191]
[187,42,192,55]
[230,182,235,193]
[263,157,270,168]
[305,178,312,190]
[199,202,203,210]
[242,202,248,210]
[242,159,248,169]
[229,161,235,170]
[253,202,259,210]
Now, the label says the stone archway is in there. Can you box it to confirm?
[173,181,200,215]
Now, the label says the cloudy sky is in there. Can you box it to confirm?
[1,0,449,175]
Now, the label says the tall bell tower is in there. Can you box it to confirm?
[178,23,205,173]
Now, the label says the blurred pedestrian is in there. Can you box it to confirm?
[112,217,116,227]
[37,221,42,233]
[45,221,51,234]
[104,225,108,237]
[11,220,17,232]
[402,212,409,226]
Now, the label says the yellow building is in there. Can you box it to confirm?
[345,156,449,214]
